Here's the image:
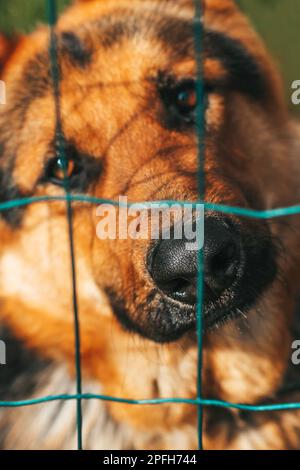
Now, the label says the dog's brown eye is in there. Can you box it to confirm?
[175,84,197,113]
[46,156,80,186]
[42,144,102,192]
[159,77,197,125]
[53,158,75,180]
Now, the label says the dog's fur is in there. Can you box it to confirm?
[0,0,300,450]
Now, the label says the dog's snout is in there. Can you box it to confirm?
[149,218,241,305]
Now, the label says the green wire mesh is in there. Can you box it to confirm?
[0,0,300,451]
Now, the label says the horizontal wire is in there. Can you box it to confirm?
[1,194,300,219]
[0,394,299,412]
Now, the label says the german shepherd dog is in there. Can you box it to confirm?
[0,0,300,450]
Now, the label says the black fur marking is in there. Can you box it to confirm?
[157,18,268,102]
[99,20,139,49]
[0,324,51,448]
[0,167,28,227]
[0,324,50,401]
[205,30,268,101]
[60,32,92,68]
[0,51,52,153]
[20,51,51,104]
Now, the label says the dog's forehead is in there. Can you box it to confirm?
[0,0,264,110]
[0,0,275,180]
[57,12,197,72]
[19,7,265,98]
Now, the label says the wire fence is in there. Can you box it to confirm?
[0,0,300,451]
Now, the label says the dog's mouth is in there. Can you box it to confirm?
[107,281,271,344]
[146,288,261,342]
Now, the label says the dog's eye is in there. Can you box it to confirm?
[42,145,102,192]
[174,82,197,114]
[46,155,82,186]
[159,78,197,124]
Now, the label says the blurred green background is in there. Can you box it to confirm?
[0,0,299,112]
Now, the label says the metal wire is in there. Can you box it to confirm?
[1,394,300,412]
[0,0,299,452]
[193,0,205,450]
[2,195,300,219]
[47,0,83,450]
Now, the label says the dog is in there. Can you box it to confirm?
[0,0,300,450]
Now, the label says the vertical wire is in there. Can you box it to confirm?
[193,0,206,450]
[47,0,83,450]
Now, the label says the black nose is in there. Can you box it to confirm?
[149,218,241,305]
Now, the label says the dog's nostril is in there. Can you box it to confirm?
[160,278,196,304]
[209,241,238,276]
[149,238,197,305]
[149,217,241,306]
[204,229,240,295]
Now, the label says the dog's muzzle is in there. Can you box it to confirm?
[109,214,276,344]
[146,214,276,339]
[149,217,241,307]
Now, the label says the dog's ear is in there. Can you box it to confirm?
[0,34,20,77]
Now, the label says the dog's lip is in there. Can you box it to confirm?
[205,309,233,329]
[157,290,248,332]
[204,303,249,330]
[157,288,246,323]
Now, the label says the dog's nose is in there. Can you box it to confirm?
[149,218,240,305]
